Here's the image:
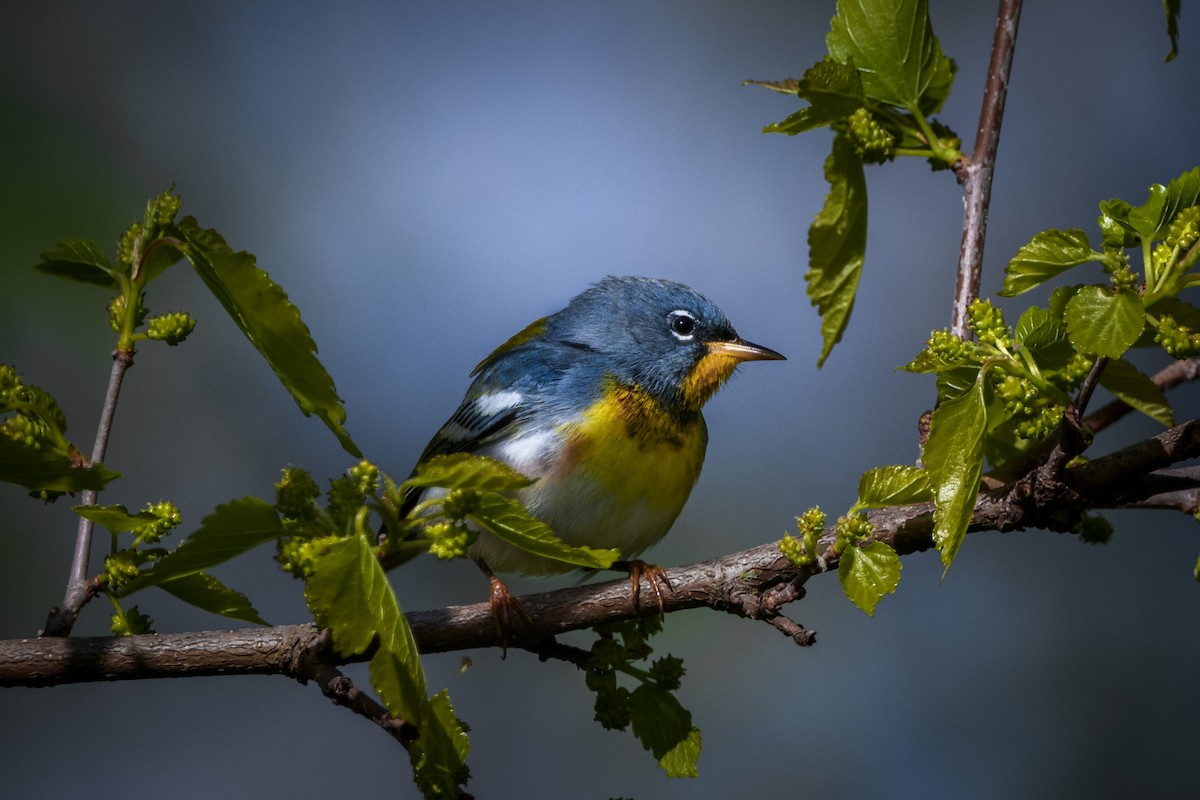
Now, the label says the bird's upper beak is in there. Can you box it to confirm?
[707,338,786,362]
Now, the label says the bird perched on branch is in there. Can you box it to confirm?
[403,275,784,627]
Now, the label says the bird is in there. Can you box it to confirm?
[401,275,784,628]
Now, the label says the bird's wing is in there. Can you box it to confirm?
[414,385,526,463]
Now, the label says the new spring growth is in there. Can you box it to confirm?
[274,466,321,523]
[423,520,473,560]
[132,500,181,546]
[0,365,69,452]
[110,605,153,637]
[327,460,380,529]
[967,299,1013,351]
[846,107,896,164]
[145,312,197,346]
[781,506,827,568]
[834,512,874,554]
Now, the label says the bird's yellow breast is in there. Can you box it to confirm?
[562,378,706,514]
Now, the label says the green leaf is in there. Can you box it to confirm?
[158,571,269,625]
[467,492,619,569]
[1064,286,1145,358]
[658,726,702,779]
[1014,306,1075,371]
[838,540,902,615]
[401,453,533,496]
[1097,358,1174,427]
[935,364,981,400]
[1097,198,1140,249]
[0,436,120,493]
[1164,0,1181,61]
[176,218,361,458]
[902,345,973,373]
[35,238,120,289]
[856,464,932,508]
[72,503,157,535]
[1127,167,1200,243]
[743,77,802,95]
[306,535,424,711]
[629,683,694,765]
[115,497,284,595]
[807,132,867,366]
[305,534,468,797]
[762,59,865,135]
[410,690,473,797]
[1000,229,1104,297]
[923,380,986,571]
[826,0,955,114]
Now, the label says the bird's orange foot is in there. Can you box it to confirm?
[617,559,673,615]
[477,560,532,650]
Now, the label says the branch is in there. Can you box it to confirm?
[951,0,1023,337]
[5,416,1199,688]
[43,348,136,638]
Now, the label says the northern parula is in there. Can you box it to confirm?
[406,275,783,607]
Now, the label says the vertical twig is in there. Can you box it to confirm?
[41,348,135,637]
[950,0,1023,338]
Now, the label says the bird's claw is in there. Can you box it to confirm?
[621,559,673,615]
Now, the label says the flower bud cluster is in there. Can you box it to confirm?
[847,107,896,164]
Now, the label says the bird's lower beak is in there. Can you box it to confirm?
[708,338,786,362]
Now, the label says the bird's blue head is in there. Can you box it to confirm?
[544,276,784,413]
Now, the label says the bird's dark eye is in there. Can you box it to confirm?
[668,310,697,340]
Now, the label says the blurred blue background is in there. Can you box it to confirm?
[2,2,1198,797]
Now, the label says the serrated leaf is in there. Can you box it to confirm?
[1064,286,1145,358]
[1127,167,1200,243]
[158,571,269,625]
[115,497,284,595]
[467,492,619,569]
[629,683,694,764]
[72,503,158,535]
[305,535,467,798]
[1000,229,1103,297]
[307,535,424,709]
[411,690,472,796]
[1014,306,1075,370]
[1097,358,1174,427]
[838,540,902,615]
[923,380,986,571]
[0,436,120,493]
[401,453,533,496]
[176,218,361,458]
[658,726,702,779]
[856,464,931,508]
[35,238,120,289]
[826,0,955,114]
[762,59,865,135]
[807,133,867,366]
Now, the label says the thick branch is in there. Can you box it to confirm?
[951,0,1023,337]
[4,417,1199,688]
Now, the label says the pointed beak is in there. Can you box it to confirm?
[708,338,786,362]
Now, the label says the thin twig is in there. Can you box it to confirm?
[42,348,135,637]
[951,0,1023,337]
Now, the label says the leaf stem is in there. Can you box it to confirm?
[950,0,1023,338]
[42,347,135,637]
